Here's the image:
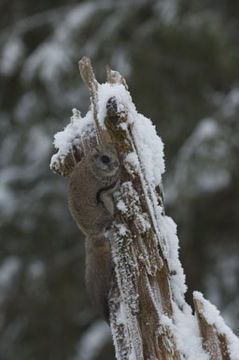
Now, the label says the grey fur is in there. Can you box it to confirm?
[68,145,120,321]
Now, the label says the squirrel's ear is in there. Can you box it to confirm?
[91,148,100,160]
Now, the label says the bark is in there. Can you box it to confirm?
[194,294,231,360]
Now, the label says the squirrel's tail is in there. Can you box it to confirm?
[85,236,112,323]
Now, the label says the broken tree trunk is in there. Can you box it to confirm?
[50,57,239,360]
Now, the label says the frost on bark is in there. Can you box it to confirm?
[50,57,239,360]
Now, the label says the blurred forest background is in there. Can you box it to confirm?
[0,0,239,359]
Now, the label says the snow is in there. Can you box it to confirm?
[97,83,135,128]
[14,92,41,124]
[0,167,19,222]
[154,0,178,24]
[115,223,129,236]
[172,303,209,360]
[0,257,21,288]
[28,260,45,279]
[133,113,165,186]
[50,108,95,170]
[205,248,239,332]
[170,116,232,198]
[25,126,51,163]
[197,169,231,193]
[169,86,239,202]
[0,37,24,76]
[221,88,239,117]
[194,292,239,360]
[72,320,111,360]
[111,301,143,360]
[125,152,140,175]
[55,3,95,43]
[23,41,72,82]
[194,118,219,139]
[159,215,187,307]
[22,3,96,84]
[116,199,127,213]
[0,257,21,303]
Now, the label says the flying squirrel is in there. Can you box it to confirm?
[68,144,121,322]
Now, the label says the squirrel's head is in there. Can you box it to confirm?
[90,145,120,180]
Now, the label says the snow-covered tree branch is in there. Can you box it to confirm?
[50,57,239,360]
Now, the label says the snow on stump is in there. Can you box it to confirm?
[50,56,239,360]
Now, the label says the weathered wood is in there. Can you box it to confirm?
[50,56,239,360]
[105,64,128,89]
[78,56,111,146]
[93,61,180,359]
[194,296,231,360]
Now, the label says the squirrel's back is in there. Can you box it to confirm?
[67,145,120,322]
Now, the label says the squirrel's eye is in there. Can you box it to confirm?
[101,155,110,164]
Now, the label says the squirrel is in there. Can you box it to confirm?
[68,144,121,322]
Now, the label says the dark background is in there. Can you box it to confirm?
[0,0,238,359]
